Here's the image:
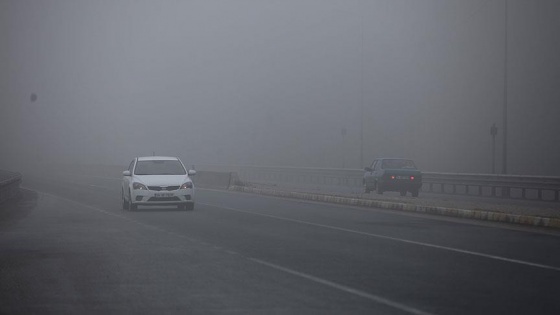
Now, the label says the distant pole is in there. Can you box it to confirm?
[359,4,364,168]
[502,0,508,174]
[29,93,38,162]
[492,125,497,173]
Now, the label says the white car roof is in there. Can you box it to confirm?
[137,156,179,161]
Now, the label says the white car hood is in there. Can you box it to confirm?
[133,175,191,186]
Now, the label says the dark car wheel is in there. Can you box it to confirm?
[400,190,407,197]
[363,179,371,193]
[411,189,419,197]
[376,182,384,194]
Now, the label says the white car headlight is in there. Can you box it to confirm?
[180,182,193,189]
[133,182,148,190]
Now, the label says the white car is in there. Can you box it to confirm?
[122,156,196,211]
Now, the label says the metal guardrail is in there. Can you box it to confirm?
[194,165,560,202]
[241,167,363,189]
[0,170,22,204]
[422,172,560,201]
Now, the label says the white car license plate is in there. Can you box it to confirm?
[154,193,173,197]
[396,176,409,180]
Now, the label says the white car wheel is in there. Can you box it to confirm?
[122,190,129,210]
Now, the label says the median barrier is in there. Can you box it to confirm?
[45,163,560,202]
[229,185,560,230]
[194,164,560,202]
[0,170,22,204]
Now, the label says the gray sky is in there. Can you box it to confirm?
[1,0,559,175]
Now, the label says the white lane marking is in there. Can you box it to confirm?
[200,202,560,272]
[249,258,433,315]
[21,187,199,242]
[197,187,560,237]
[21,187,433,315]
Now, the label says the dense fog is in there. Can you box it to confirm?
[1,0,559,175]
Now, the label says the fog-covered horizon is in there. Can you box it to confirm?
[1,0,559,175]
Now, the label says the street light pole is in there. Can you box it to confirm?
[341,127,347,168]
[491,123,498,174]
[502,0,508,175]
[359,4,364,168]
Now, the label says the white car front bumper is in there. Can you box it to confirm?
[130,188,194,206]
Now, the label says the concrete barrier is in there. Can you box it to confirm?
[0,170,22,204]
[59,164,127,178]
[193,171,242,189]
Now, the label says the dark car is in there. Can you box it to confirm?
[364,158,422,197]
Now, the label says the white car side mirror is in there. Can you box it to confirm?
[188,170,196,176]
[123,170,131,176]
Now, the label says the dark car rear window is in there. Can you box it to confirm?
[134,160,186,175]
[381,159,417,170]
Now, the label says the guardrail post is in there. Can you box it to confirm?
[478,186,482,196]
[555,190,559,202]
[538,189,543,201]
[491,186,496,197]
[501,187,510,198]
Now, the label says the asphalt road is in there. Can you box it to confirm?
[1,173,559,314]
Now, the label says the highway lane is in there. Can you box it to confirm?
[1,185,394,314]
[1,173,559,314]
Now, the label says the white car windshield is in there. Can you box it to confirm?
[134,160,186,175]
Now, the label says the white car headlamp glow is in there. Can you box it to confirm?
[133,182,148,190]
[180,182,193,189]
